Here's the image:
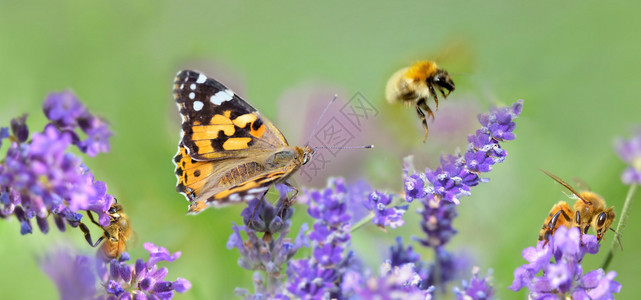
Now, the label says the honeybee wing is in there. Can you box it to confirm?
[572,177,592,191]
[540,169,589,204]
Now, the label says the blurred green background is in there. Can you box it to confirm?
[1,0,640,299]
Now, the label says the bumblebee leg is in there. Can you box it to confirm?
[415,104,429,143]
[428,84,440,111]
[417,98,434,120]
[437,86,451,98]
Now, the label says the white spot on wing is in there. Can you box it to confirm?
[189,92,195,100]
[193,101,204,111]
[248,187,268,194]
[196,73,207,84]
[180,84,184,90]
[190,83,196,90]
[209,89,235,105]
[229,194,241,202]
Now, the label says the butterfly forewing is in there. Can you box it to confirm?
[174,70,289,161]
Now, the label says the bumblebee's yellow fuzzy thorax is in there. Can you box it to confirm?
[404,61,439,82]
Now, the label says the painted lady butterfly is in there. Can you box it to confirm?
[173,70,314,214]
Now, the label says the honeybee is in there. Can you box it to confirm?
[538,170,617,244]
[385,60,455,142]
[79,202,132,260]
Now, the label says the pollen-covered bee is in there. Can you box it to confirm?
[79,202,132,260]
[538,170,618,245]
[385,60,455,142]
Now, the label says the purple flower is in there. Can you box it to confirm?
[453,268,495,300]
[1,93,114,235]
[241,183,295,237]
[422,246,469,291]
[41,244,191,299]
[416,197,458,248]
[287,178,355,299]
[42,90,112,156]
[145,242,182,267]
[10,114,28,143]
[404,172,427,203]
[364,191,407,229]
[43,91,87,128]
[389,237,421,268]
[0,127,8,149]
[229,184,309,298]
[235,272,291,300]
[341,262,433,300]
[227,221,308,274]
[615,129,641,185]
[405,100,522,248]
[40,249,97,300]
[78,116,112,157]
[509,227,621,298]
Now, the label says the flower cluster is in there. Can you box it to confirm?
[615,129,641,185]
[41,243,190,300]
[229,184,309,299]
[43,91,112,157]
[286,178,354,299]
[364,191,407,229]
[510,227,621,298]
[453,268,495,300]
[341,262,433,300]
[406,99,523,208]
[394,100,524,293]
[0,91,114,235]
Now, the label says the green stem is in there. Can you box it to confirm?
[350,212,374,232]
[602,183,637,271]
[350,195,409,232]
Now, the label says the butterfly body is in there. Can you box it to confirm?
[173,70,314,213]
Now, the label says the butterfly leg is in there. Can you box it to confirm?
[279,181,299,220]
[248,190,270,226]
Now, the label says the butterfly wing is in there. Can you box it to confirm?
[173,70,301,213]
[174,142,301,213]
[174,70,289,161]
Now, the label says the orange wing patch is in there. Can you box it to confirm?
[222,137,252,150]
[174,146,214,199]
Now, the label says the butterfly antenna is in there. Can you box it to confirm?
[315,145,374,150]
[305,94,338,147]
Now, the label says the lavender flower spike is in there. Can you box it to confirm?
[229,184,309,298]
[287,178,355,299]
[1,92,114,234]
